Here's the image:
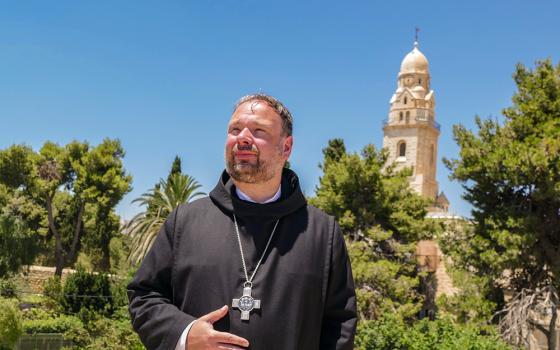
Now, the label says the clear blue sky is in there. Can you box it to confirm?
[1,1,559,219]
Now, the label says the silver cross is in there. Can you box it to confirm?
[232,285,261,321]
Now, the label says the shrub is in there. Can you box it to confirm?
[23,315,89,348]
[0,276,18,298]
[61,268,114,316]
[355,315,513,350]
[0,298,23,350]
[83,316,144,350]
[23,315,83,334]
[43,275,63,310]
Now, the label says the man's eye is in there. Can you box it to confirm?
[230,128,240,135]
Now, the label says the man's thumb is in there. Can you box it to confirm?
[200,305,229,324]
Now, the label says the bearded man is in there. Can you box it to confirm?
[128,94,357,350]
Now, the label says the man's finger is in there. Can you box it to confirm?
[216,344,246,350]
[199,305,229,324]
[212,330,249,347]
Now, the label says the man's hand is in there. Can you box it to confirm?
[187,305,249,350]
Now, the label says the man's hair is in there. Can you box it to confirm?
[233,93,293,136]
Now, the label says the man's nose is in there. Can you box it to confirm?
[237,128,253,144]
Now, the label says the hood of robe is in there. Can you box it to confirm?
[209,168,307,219]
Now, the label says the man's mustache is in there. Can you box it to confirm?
[233,144,259,154]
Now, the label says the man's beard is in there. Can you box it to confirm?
[226,144,282,184]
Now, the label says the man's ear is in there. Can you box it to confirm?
[283,136,293,158]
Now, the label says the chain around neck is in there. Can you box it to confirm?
[233,214,280,284]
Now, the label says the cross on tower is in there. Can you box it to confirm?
[415,27,420,44]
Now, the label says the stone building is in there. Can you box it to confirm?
[382,39,449,215]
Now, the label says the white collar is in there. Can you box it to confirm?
[236,186,281,204]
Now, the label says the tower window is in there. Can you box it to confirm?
[419,78,422,85]
[399,112,404,121]
[406,111,410,123]
[404,97,408,104]
[398,142,406,157]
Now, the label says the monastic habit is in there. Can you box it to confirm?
[128,169,357,350]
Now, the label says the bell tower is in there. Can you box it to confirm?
[382,38,448,212]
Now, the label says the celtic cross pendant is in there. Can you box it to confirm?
[232,284,261,321]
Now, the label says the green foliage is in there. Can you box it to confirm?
[0,277,18,298]
[444,59,560,291]
[310,140,439,320]
[349,240,422,320]
[127,172,205,265]
[0,298,23,349]
[355,315,512,350]
[0,139,132,276]
[61,268,114,316]
[43,276,63,310]
[20,272,142,350]
[80,315,144,350]
[0,200,41,277]
[436,266,497,326]
[168,155,182,182]
[436,221,500,326]
[23,314,84,334]
[22,313,89,348]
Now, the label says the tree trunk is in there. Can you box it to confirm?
[548,290,558,350]
[100,232,111,272]
[46,195,64,277]
[67,201,85,265]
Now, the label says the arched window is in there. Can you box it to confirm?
[399,111,404,121]
[418,78,422,85]
[405,111,410,123]
[398,142,406,157]
[404,97,408,104]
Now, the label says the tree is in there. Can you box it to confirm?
[0,139,132,276]
[0,187,40,277]
[127,172,205,266]
[444,59,560,349]
[0,298,22,350]
[310,140,438,321]
[168,155,182,182]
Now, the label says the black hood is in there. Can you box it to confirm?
[209,168,307,219]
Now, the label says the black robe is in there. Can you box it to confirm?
[127,169,357,350]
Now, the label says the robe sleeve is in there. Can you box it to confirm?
[320,220,358,350]
[127,207,197,350]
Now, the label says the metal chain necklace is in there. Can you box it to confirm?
[231,213,279,321]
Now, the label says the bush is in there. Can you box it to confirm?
[0,298,23,350]
[82,316,144,350]
[0,276,18,298]
[355,315,408,350]
[23,314,89,347]
[355,315,513,350]
[43,275,63,309]
[61,268,114,316]
[23,314,83,334]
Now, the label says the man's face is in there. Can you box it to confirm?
[225,101,292,184]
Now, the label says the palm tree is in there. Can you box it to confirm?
[127,173,205,265]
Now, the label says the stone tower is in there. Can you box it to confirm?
[382,40,448,212]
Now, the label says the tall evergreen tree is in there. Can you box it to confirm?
[167,155,182,182]
[444,59,560,349]
[310,140,437,321]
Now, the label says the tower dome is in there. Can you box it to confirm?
[400,41,429,74]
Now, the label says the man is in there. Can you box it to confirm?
[128,94,357,349]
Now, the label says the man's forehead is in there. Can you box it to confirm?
[229,100,281,123]
[235,100,275,114]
